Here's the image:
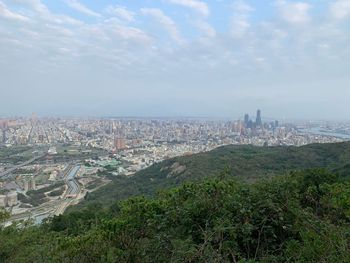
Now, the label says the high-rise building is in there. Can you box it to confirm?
[0,120,8,144]
[108,122,113,135]
[2,129,5,144]
[0,192,18,207]
[38,134,44,142]
[0,195,6,207]
[31,113,37,126]
[256,109,262,126]
[244,114,249,127]
[30,179,36,190]
[6,192,18,207]
[23,177,36,191]
[247,120,253,129]
[114,137,126,151]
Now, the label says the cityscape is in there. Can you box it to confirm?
[1,110,349,225]
[1,0,350,260]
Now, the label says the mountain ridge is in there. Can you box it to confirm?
[73,141,350,211]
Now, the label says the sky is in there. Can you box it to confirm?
[0,0,350,120]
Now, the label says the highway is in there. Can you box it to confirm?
[4,164,84,225]
[52,164,82,216]
[4,199,62,226]
[0,154,45,179]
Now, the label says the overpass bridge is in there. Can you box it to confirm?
[0,154,45,180]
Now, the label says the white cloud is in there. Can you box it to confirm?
[12,0,49,14]
[330,0,350,20]
[53,15,83,25]
[2,0,350,119]
[100,20,153,45]
[106,5,135,23]
[141,8,184,44]
[230,0,254,38]
[231,19,250,38]
[232,0,254,13]
[168,0,209,16]
[194,20,216,37]
[12,0,82,25]
[276,0,311,25]
[0,1,29,21]
[112,24,152,44]
[64,0,100,17]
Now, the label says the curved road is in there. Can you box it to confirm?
[0,154,45,179]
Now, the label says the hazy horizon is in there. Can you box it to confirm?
[2,113,350,123]
[1,0,350,120]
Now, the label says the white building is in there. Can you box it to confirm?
[0,192,18,207]
[0,195,6,207]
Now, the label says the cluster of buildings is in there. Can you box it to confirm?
[0,191,18,207]
[0,176,36,208]
[242,109,278,131]
[0,111,349,223]
[22,177,36,192]
[1,111,347,157]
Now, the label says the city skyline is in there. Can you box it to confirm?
[0,112,349,122]
[1,108,350,224]
[1,0,350,119]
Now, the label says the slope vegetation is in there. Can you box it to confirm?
[1,169,350,262]
[77,142,350,209]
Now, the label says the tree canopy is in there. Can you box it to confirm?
[1,168,350,262]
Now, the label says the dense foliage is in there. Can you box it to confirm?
[18,182,66,207]
[73,142,350,211]
[1,168,350,262]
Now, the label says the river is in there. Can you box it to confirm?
[299,127,350,140]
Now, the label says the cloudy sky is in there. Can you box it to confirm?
[1,0,350,119]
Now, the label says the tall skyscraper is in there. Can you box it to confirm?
[244,114,249,127]
[256,109,262,126]
[247,120,253,129]
[31,113,38,126]
[0,120,8,144]
[2,129,6,144]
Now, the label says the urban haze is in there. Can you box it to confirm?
[1,0,350,119]
[1,1,350,261]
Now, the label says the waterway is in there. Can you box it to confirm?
[34,213,51,224]
[66,165,81,195]
[67,165,80,180]
[299,127,350,140]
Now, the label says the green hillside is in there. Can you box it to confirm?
[76,142,350,210]
[2,142,350,262]
[1,168,350,262]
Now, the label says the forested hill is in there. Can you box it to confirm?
[1,169,350,262]
[2,142,350,262]
[76,141,350,210]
